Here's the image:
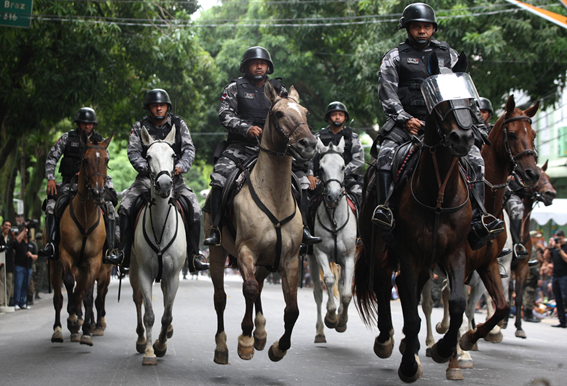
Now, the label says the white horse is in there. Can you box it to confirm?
[129,126,187,366]
[307,137,357,343]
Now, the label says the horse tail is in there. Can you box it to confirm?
[353,241,378,327]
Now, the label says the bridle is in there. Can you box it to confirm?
[145,140,176,202]
[429,100,474,151]
[501,115,538,179]
[258,94,310,158]
[319,150,347,207]
[81,144,108,204]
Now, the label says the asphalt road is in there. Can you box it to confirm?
[0,273,566,386]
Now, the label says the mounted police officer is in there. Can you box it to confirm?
[370,2,504,250]
[39,108,118,260]
[307,102,364,208]
[204,46,321,247]
[478,97,494,133]
[106,89,208,275]
[504,174,530,259]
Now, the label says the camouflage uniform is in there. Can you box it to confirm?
[505,194,524,223]
[118,114,200,223]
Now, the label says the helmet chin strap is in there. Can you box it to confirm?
[408,33,431,48]
[332,121,343,127]
[248,72,266,82]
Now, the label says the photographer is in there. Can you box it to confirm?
[543,230,567,328]
[1,220,16,307]
[12,225,38,310]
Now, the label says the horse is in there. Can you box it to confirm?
[204,83,316,364]
[510,160,556,338]
[355,53,478,382]
[307,137,358,343]
[129,126,187,365]
[49,131,113,346]
[88,263,113,336]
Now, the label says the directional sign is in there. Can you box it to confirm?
[0,0,33,28]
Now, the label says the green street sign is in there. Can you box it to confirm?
[1,0,33,28]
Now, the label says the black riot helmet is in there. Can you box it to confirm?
[73,107,98,126]
[143,89,172,120]
[239,46,274,80]
[478,97,494,118]
[398,3,438,32]
[324,101,350,126]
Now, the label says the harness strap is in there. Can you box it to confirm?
[315,202,351,263]
[69,200,102,262]
[245,169,297,272]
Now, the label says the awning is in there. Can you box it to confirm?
[531,198,567,225]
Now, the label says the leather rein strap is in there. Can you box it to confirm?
[69,199,102,263]
[142,201,178,283]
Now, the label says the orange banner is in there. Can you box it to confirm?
[506,0,567,29]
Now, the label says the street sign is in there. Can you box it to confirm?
[0,0,33,28]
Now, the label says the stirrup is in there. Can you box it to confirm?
[103,249,124,265]
[481,214,505,238]
[371,205,394,232]
[189,253,209,273]
[204,227,221,246]
[513,243,529,259]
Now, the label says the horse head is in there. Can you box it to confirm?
[422,52,475,157]
[80,131,113,205]
[316,137,346,209]
[533,160,556,206]
[263,82,317,162]
[492,95,540,187]
[141,126,176,199]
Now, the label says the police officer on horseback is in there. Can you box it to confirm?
[478,97,494,133]
[371,2,504,249]
[106,89,208,274]
[204,45,321,247]
[307,102,364,208]
[39,108,119,260]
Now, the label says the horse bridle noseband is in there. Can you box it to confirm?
[258,95,309,158]
[145,140,176,199]
[81,145,108,203]
[502,115,538,179]
[319,150,347,204]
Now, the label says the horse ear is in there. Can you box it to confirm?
[102,133,114,149]
[524,100,540,118]
[316,137,326,153]
[289,85,300,101]
[542,159,548,172]
[452,52,468,73]
[505,95,516,116]
[337,137,345,154]
[427,52,440,75]
[141,126,154,147]
[165,125,176,145]
[264,81,278,104]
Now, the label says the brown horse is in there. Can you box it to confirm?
[511,160,556,338]
[49,132,113,346]
[204,83,316,364]
[458,95,540,354]
[355,53,477,382]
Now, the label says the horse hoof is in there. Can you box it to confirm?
[68,320,80,334]
[324,313,338,329]
[136,339,147,354]
[446,367,464,380]
[425,346,432,357]
[398,355,422,383]
[101,317,107,330]
[71,333,81,343]
[254,336,267,351]
[458,358,474,369]
[142,356,158,366]
[314,334,327,344]
[51,330,64,343]
[335,323,347,333]
[80,335,93,346]
[167,325,173,339]
[436,322,448,335]
[430,343,451,364]
[515,329,527,339]
[486,331,503,343]
[153,341,167,357]
[214,349,229,365]
[92,328,104,337]
[374,335,394,359]
[471,342,478,351]
[237,335,255,360]
[459,332,475,351]
[268,341,287,362]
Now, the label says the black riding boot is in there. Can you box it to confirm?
[39,215,57,260]
[300,189,321,246]
[468,183,505,250]
[371,171,395,232]
[115,214,132,277]
[103,216,123,265]
[187,217,209,273]
[510,217,529,259]
[204,187,222,246]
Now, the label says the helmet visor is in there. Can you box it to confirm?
[421,73,480,114]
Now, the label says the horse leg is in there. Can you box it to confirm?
[62,265,81,341]
[129,260,146,355]
[93,267,110,336]
[421,280,435,357]
[253,266,271,351]
[237,246,259,361]
[268,253,300,363]
[336,255,354,333]
[140,271,157,365]
[50,261,65,343]
[316,250,338,329]
[73,264,98,346]
[210,246,228,365]
[307,254,325,343]
[436,279,451,334]
[514,263,528,339]
[484,292,503,342]
[153,272,181,358]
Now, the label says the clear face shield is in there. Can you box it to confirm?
[421,73,480,114]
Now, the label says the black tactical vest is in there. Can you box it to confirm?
[397,40,452,119]
[59,129,103,182]
[228,77,283,145]
[141,114,183,158]
[314,126,354,174]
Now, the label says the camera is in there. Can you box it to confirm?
[555,237,561,244]
[10,227,19,234]
[26,219,39,231]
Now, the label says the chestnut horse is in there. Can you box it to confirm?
[204,83,316,364]
[50,132,113,346]
[356,53,476,382]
